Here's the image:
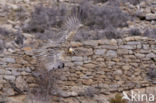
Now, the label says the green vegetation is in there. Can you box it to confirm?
[109,94,127,103]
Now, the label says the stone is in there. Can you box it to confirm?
[81,98,97,103]
[82,79,93,85]
[84,57,92,63]
[127,41,141,45]
[119,45,136,49]
[106,50,117,58]
[117,49,129,55]
[21,71,30,75]
[5,71,12,75]
[2,58,15,63]
[146,53,156,58]
[0,0,6,6]
[136,10,146,19]
[140,50,150,53]
[113,70,123,75]
[4,75,15,81]
[83,63,96,68]
[83,40,98,46]
[98,45,118,49]
[65,62,74,67]
[58,91,78,97]
[143,44,149,49]
[25,67,31,72]
[4,88,15,96]
[74,62,83,65]
[146,14,156,20]
[71,41,83,47]
[15,76,28,91]
[124,37,135,41]
[96,58,104,61]
[72,56,83,62]
[9,4,19,10]
[74,48,93,56]
[134,36,148,40]
[22,46,32,52]
[135,53,145,58]
[110,39,117,45]
[97,39,110,45]
[146,87,156,95]
[7,95,27,103]
[122,65,131,70]
[95,49,106,55]
[94,94,109,103]
[137,44,142,49]
[117,39,123,45]
[61,98,80,103]
[151,45,156,49]
[0,69,5,74]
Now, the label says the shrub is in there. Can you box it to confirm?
[147,67,156,80]
[77,1,129,39]
[29,68,61,103]
[22,1,129,40]
[14,30,25,46]
[22,4,67,33]
[109,94,127,103]
[100,26,121,39]
[74,26,120,41]
[79,1,129,29]
[122,0,145,5]
[74,28,97,41]
[0,27,11,36]
[144,28,156,38]
[92,0,108,3]
[0,39,5,53]
[129,28,141,36]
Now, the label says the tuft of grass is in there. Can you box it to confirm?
[110,94,127,103]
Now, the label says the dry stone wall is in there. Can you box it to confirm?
[0,36,156,103]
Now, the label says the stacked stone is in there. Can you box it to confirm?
[0,36,156,103]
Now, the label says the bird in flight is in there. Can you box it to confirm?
[36,6,84,72]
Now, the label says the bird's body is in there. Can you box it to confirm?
[35,7,83,72]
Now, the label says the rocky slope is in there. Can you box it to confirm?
[0,0,156,103]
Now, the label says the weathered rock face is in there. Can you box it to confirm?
[0,36,156,103]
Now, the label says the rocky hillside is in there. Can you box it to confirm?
[0,0,156,103]
[0,0,155,52]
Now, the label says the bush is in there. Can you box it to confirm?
[129,28,141,36]
[100,26,121,39]
[22,4,67,33]
[0,27,11,36]
[79,1,129,29]
[147,67,156,80]
[122,0,145,5]
[22,1,130,41]
[29,68,61,103]
[110,94,127,103]
[144,28,156,38]
[74,28,98,41]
